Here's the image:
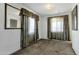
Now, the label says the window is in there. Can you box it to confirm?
[50,17,64,32]
[28,17,35,34]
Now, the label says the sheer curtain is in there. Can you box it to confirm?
[28,17,35,35]
[48,15,69,41]
[50,17,64,40]
[50,17,64,32]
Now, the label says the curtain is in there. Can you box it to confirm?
[48,17,51,39]
[63,15,70,41]
[19,8,29,48]
[48,15,70,41]
[20,8,39,48]
[35,15,39,42]
[50,16,64,40]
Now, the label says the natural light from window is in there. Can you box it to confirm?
[28,17,35,35]
[50,17,64,32]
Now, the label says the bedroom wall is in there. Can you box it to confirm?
[39,16,48,39]
[39,13,69,39]
[0,3,38,55]
[0,3,21,55]
[69,3,79,55]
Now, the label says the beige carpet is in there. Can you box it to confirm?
[13,39,75,55]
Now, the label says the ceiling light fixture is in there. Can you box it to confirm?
[46,4,52,10]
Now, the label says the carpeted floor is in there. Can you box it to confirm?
[13,39,75,55]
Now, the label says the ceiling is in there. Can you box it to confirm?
[23,3,75,16]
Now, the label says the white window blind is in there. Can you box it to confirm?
[50,17,64,32]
